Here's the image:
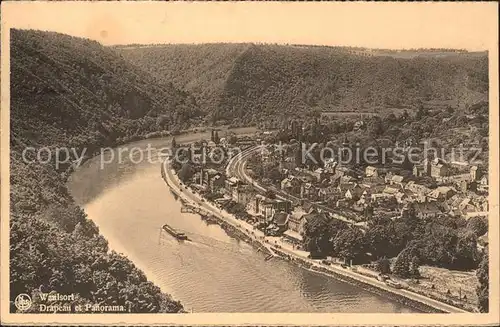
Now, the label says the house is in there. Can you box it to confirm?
[296,201,318,215]
[405,181,431,196]
[414,202,441,219]
[458,197,471,212]
[281,176,302,194]
[198,168,226,192]
[371,192,395,204]
[267,211,290,234]
[365,166,378,177]
[295,170,317,184]
[478,175,489,193]
[313,168,327,182]
[430,158,449,178]
[324,158,338,174]
[362,176,385,186]
[336,166,353,177]
[318,186,340,202]
[383,186,400,196]
[470,165,478,181]
[389,175,405,186]
[345,185,364,200]
[200,168,216,183]
[427,186,455,202]
[232,184,253,206]
[395,189,414,204]
[282,229,303,246]
[413,164,426,177]
[253,195,292,220]
[210,174,226,192]
[287,208,308,234]
[301,183,319,200]
[338,183,355,194]
[225,176,241,191]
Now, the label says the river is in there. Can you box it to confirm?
[67,128,417,313]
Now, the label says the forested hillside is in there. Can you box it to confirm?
[117,43,250,122]
[9,29,188,312]
[118,44,488,126]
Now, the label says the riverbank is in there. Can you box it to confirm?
[230,146,475,313]
[162,159,469,314]
[62,125,258,181]
[161,161,275,258]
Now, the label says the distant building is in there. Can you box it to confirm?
[287,207,308,235]
[225,176,241,190]
[427,186,455,202]
[324,158,338,174]
[383,186,400,196]
[405,181,431,195]
[232,184,253,206]
[430,158,449,178]
[413,164,426,177]
[365,166,378,178]
[281,176,302,194]
[267,212,290,234]
[478,175,489,193]
[389,174,405,186]
[470,166,478,181]
[252,195,292,220]
[413,202,441,219]
[200,168,226,192]
[312,168,327,182]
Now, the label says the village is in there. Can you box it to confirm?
[173,126,489,250]
[167,123,489,312]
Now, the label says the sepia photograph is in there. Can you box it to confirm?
[1,1,498,326]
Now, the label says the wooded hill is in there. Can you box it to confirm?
[9,29,188,312]
[118,43,488,126]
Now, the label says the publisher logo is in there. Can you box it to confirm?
[14,294,32,312]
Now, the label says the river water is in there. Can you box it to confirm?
[67,129,417,313]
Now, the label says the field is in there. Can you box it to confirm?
[417,266,479,309]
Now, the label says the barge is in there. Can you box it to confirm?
[162,224,188,240]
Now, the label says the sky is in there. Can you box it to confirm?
[1,1,498,50]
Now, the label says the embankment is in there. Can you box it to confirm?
[161,161,273,257]
[270,248,443,313]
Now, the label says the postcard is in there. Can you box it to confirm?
[1,1,498,326]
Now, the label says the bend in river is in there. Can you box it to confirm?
[67,129,418,313]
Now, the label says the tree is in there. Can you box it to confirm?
[294,144,304,168]
[302,213,333,258]
[264,190,276,199]
[409,255,420,278]
[453,230,480,270]
[367,117,384,137]
[227,134,237,145]
[393,248,412,279]
[178,163,193,182]
[364,224,396,258]
[265,167,282,184]
[476,251,489,312]
[213,130,220,144]
[333,228,365,264]
[467,216,488,237]
[376,257,391,274]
